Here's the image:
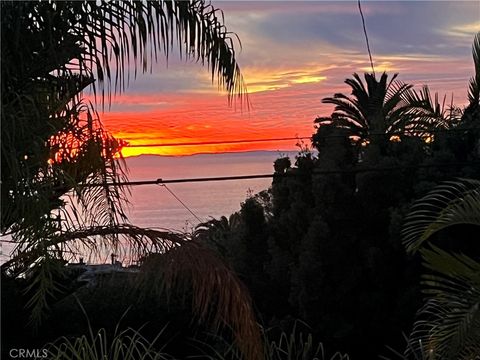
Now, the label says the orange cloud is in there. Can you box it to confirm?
[101,86,322,157]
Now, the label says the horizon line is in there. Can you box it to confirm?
[122,148,307,159]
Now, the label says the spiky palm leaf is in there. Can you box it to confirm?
[320,72,414,142]
[462,32,480,132]
[2,1,247,103]
[195,214,242,238]
[402,179,480,359]
[402,178,480,253]
[66,0,247,104]
[318,71,467,148]
[194,214,242,254]
[399,86,461,136]
[406,246,480,359]
[467,32,480,106]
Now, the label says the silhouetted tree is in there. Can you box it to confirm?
[402,179,480,359]
[1,0,247,321]
[315,72,413,149]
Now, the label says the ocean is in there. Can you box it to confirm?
[0,151,296,262]
[124,151,295,230]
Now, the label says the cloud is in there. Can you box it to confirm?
[99,1,478,156]
[444,21,480,39]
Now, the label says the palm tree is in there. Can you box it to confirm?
[2,0,247,234]
[401,178,480,359]
[1,2,262,358]
[463,32,480,125]
[195,214,243,255]
[315,72,414,148]
[314,70,469,152]
[317,32,480,149]
[395,35,480,353]
[452,32,480,158]
[1,0,247,275]
[400,32,480,158]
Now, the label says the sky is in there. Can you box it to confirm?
[99,1,480,157]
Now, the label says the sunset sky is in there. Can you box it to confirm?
[100,1,480,157]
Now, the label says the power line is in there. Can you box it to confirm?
[159,184,204,223]
[78,161,480,187]
[91,174,276,187]
[125,136,311,148]
[358,0,375,76]
[123,129,479,148]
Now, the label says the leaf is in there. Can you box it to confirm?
[402,178,480,253]
[406,246,480,359]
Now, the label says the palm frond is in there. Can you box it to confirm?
[346,73,370,116]
[320,72,429,142]
[406,245,480,359]
[1,3,257,356]
[135,241,263,360]
[367,72,388,120]
[4,224,179,329]
[402,178,480,358]
[3,224,263,360]
[322,94,368,132]
[66,0,248,105]
[23,254,68,327]
[401,178,480,253]
[400,86,461,133]
[2,0,247,235]
[467,32,480,105]
[383,80,412,114]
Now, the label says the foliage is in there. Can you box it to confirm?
[138,239,263,360]
[399,36,480,357]
[316,72,413,142]
[264,324,350,360]
[467,33,480,106]
[1,2,264,359]
[3,225,263,360]
[195,32,480,359]
[402,179,480,359]
[3,2,480,358]
[43,314,349,360]
[2,0,247,272]
[190,321,350,360]
[402,179,480,253]
[314,70,466,156]
[45,323,173,360]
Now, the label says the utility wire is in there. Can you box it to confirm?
[125,136,311,148]
[358,0,375,77]
[79,161,480,187]
[123,129,479,148]
[107,174,276,187]
[159,184,204,223]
